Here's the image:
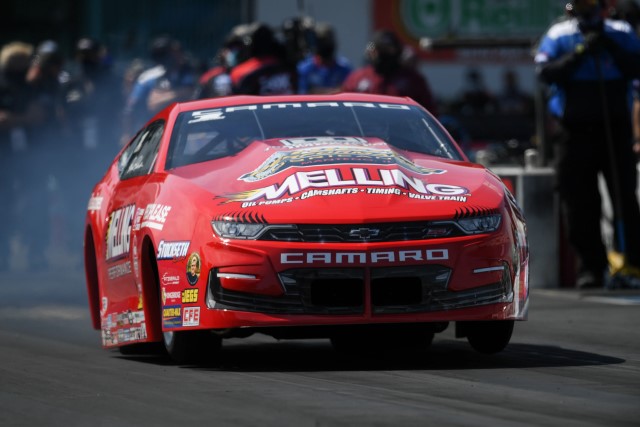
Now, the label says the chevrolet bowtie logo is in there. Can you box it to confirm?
[349,227,380,239]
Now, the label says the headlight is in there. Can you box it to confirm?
[456,214,502,234]
[212,221,266,239]
[212,221,297,240]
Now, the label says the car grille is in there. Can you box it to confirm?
[259,221,465,242]
[210,268,365,315]
[208,265,513,315]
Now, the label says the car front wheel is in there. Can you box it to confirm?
[162,329,222,364]
[458,320,514,354]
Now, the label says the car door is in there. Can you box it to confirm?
[102,120,165,326]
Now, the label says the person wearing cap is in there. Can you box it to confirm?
[23,39,69,153]
[6,39,70,270]
[229,22,296,95]
[0,42,39,135]
[193,24,248,100]
[535,0,640,288]
[610,0,640,158]
[341,30,438,115]
[121,36,196,143]
[296,22,352,94]
[26,40,67,134]
[65,37,121,153]
[60,38,123,253]
[0,41,38,271]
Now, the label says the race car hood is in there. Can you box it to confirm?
[170,138,506,223]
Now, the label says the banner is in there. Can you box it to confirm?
[373,0,567,62]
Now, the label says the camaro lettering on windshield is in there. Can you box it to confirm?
[280,249,449,264]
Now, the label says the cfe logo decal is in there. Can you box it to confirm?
[182,307,200,327]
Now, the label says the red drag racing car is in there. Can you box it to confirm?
[84,93,528,362]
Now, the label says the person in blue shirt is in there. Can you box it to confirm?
[535,0,640,288]
[297,22,352,94]
[611,0,640,157]
[121,36,196,143]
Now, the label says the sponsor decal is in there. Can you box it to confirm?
[127,158,145,172]
[225,167,469,204]
[140,204,171,230]
[100,297,108,316]
[106,313,114,329]
[100,309,147,346]
[157,240,190,261]
[161,271,181,286]
[105,205,136,261]
[162,305,182,328]
[101,328,115,346]
[279,136,369,148]
[407,193,468,202]
[132,208,145,231]
[132,311,145,324]
[236,187,468,208]
[162,288,182,305]
[182,288,199,304]
[297,188,359,200]
[87,196,103,211]
[281,248,449,265]
[188,109,226,124]
[186,253,201,286]
[239,146,445,183]
[182,307,200,327]
[107,261,132,279]
[189,102,410,124]
[106,325,146,345]
[132,235,140,279]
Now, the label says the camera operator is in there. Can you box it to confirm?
[535,0,640,288]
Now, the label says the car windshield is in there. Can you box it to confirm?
[165,101,463,168]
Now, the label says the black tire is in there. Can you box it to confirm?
[462,320,514,354]
[144,243,222,365]
[162,329,222,364]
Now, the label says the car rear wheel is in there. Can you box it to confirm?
[162,329,222,364]
[459,320,514,354]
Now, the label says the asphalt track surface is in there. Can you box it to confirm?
[1,271,639,427]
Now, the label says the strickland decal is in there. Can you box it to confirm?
[224,166,469,204]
